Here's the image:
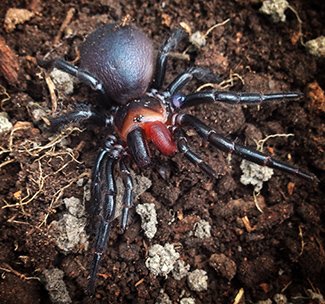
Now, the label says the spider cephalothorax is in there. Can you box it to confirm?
[39,21,316,293]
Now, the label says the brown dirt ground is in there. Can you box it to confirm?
[0,1,324,303]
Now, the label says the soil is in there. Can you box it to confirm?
[0,1,324,304]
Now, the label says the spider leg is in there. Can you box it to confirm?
[90,136,116,216]
[152,28,187,90]
[174,128,219,179]
[176,113,316,181]
[87,147,121,294]
[38,58,105,93]
[175,90,303,109]
[166,66,220,95]
[51,103,113,130]
[119,157,134,232]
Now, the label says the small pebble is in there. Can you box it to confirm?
[172,260,190,280]
[187,269,208,292]
[273,293,288,304]
[259,0,289,23]
[155,289,172,304]
[180,298,196,304]
[4,8,34,32]
[193,219,211,239]
[240,159,274,192]
[209,253,237,280]
[43,268,72,304]
[0,112,12,133]
[145,243,180,276]
[50,68,75,95]
[305,36,325,58]
[136,203,158,239]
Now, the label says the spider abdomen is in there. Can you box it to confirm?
[79,23,155,105]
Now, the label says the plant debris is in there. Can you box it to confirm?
[0,36,19,85]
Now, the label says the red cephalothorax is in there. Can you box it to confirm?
[114,95,177,158]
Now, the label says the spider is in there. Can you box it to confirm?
[39,21,316,293]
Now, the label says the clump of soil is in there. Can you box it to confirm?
[0,1,324,304]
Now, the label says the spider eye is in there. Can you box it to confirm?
[171,93,185,108]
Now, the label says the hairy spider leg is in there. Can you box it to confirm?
[173,127,219,179]
[38,58,105,93]
[50,103,113,130]
[176,90,303,108]
[152,28,187,90]
[119,158,134,232]
[176,114,316,181]
[88,149,120,294]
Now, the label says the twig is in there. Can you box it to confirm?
[0,263,40,281]
[0,158,15,169]
[255,133,295,152]
[196,71,245,92]
[287,4,304,45]
[233,288,244,304]
[0,84,11,110]
[205,18,230,36]
[298,225,305,257]
[38,171,89,227]
[44,73,57,114]
[53,8,75,45]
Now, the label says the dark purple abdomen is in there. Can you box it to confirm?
[80,23,155,105]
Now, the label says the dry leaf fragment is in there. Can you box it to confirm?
[259,282,270,293]
[308,81,325,113]
[242,216,255,233]
[0,36,19,85]
[161,13,172,28]
[13,190,22,200]
[287,182,295,196]
[291,31,301,46]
